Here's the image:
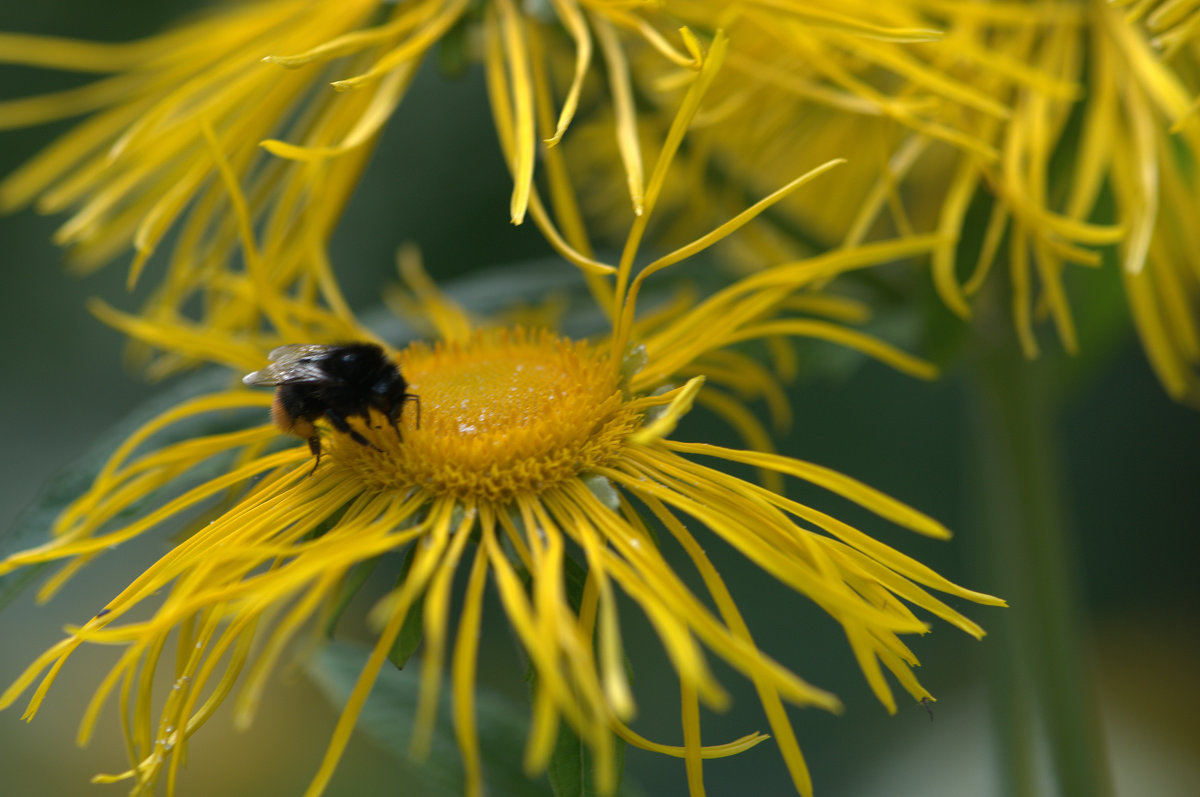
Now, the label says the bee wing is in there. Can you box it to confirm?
[242,344,339,386]
[266,344,336,362]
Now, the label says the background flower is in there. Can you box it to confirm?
[0,0,746,360]
[589,1,1200,407]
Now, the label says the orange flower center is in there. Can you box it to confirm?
[330,329,639,502]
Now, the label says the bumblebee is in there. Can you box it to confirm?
[242,343,419,468]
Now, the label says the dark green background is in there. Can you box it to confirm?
[2,3,1198,796]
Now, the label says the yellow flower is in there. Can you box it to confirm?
[1085,1,1200,405]
[0,2,1017,370]
[611,1,1200,405]
[0,36,1001,797]
[0,0,727,356]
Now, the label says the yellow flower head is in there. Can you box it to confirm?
[0,34,1002,797]
[605,1,1200,406]
[0,0,731,361]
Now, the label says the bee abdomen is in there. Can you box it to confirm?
[271,393,317,441]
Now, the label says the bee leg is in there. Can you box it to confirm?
[307,435,322,476]
[406,393,421,430]
[386,396,416,440]
[326,410,382,451]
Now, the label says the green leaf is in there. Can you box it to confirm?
[307,640,555,797]
[541,557,635,797]
[365,256,617,344]
[389,592,426,670]
[387,541,426,670]
[560,553,591,615]
[324,554,382,638]
[0,368,257,611]
[548,724,627,797]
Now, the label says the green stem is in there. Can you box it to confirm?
[966,331,1113,797]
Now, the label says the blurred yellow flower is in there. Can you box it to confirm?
[611,1,1200,405]
[0,37,1001,797]
[0,2,986,369]
[0,0,702,344]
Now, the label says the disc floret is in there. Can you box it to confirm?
[330,329,640,502]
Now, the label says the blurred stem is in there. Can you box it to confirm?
[966,322,1113,797]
